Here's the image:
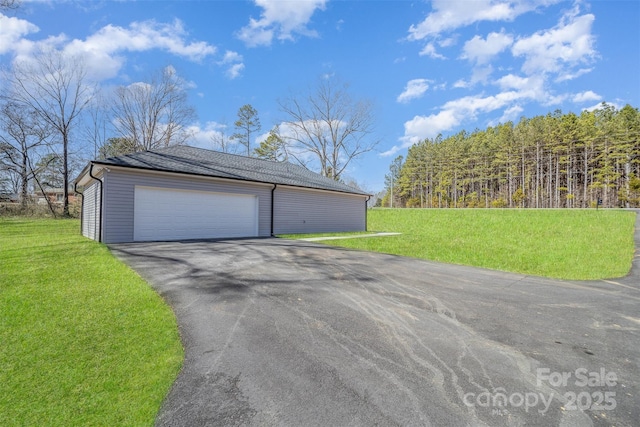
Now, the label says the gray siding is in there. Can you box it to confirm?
[102,169,273,243]
[273,186,366,234]
[81,181,100,241]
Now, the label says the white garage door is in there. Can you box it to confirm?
[134,186,258,241]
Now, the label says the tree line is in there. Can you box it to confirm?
[1,1,376,214]
[0,48,198,216]
[0,47,376,216]
[383,104,640,209]
[213,77,378,183]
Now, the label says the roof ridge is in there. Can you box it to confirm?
[153,145,312,173]
[89,145,368,196]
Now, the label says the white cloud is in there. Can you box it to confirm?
[419,42,445,59]
[512,10,596,76]
[392,86,546,153]
[226,63,245,80]
[442,91,523,116]
[408,0,553,41]
[555,67,592,82]
[68,19,215,60]
[495,73,533,90]
[192,122,220,144]
[461,31,513,64]
[393,4,600,156]
[454,65,497,88]
[584,101,620,112]
[127,81,153,91]
[397,79,430,103]
[439,36,457,48]
[273,118,357,166]
[472,65,496,85]
[221,50,243,64]
[4,18,216,81]
[382,109,460,155]
[452,32,513,86]
[237,0,327,47]
[494,74,553,102]
[187,121,235,150]
[380,145,402,157]
[218,50,244,79]
[0,13,39,55]
[496,104,524,123]
[453,79,469,89]
[404,109,459,141]
[545,93,569,106]
[573,90,601,103]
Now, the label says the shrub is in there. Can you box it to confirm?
[491,198,508,208]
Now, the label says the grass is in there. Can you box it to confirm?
[0,218,183,426]
[281,209,636,280]
[278,230,373,239]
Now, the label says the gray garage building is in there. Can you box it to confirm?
[74,146,369,243]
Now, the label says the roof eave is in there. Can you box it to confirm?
[91,160,370,196]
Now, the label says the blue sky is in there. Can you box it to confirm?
[1,0,638,191]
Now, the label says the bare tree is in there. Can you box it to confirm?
[112,66,196,152]
[2,48,94,215]
[0,166,17,195]
[210,120,237,154]
[31,152,64,216]
[278,77,379,181]
[0,102,52,208]
[83,92,110,159]
[0,0,20,10]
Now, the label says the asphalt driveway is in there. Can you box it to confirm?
[110,222,640,426]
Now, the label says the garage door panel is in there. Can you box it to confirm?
[134,186,258,241]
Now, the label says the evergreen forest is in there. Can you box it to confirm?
[383,103,640,208]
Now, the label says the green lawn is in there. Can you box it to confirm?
[0,218,183,426]
[282,209,636,280]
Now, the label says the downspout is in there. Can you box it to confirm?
[271,184,277,236]
[88,163,104,243]
[365,195,371,231]
[74,181,84,236]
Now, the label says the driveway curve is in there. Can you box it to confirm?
[110,214,640,427]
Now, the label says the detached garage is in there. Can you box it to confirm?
[75,146,369,243]
[133,187,259,241]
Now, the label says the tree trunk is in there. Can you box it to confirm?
[20,152,28,209]
[583,144,589,207]
[625,156,631,208]
[63,134,69,216]
[521,145,526,208]
[604,138,609,207]
[453,170,457,208]
[536,141,540,208]
[555,156,560,208]
[507,156,513,208]
[548,152,552,208]
[567,153,572,208]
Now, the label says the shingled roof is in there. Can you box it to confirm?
[85,145,368,196]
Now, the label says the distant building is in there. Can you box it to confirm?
[34,187,78,205]
[0,193,19,203]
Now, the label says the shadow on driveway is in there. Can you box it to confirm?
[110,213,640,427]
